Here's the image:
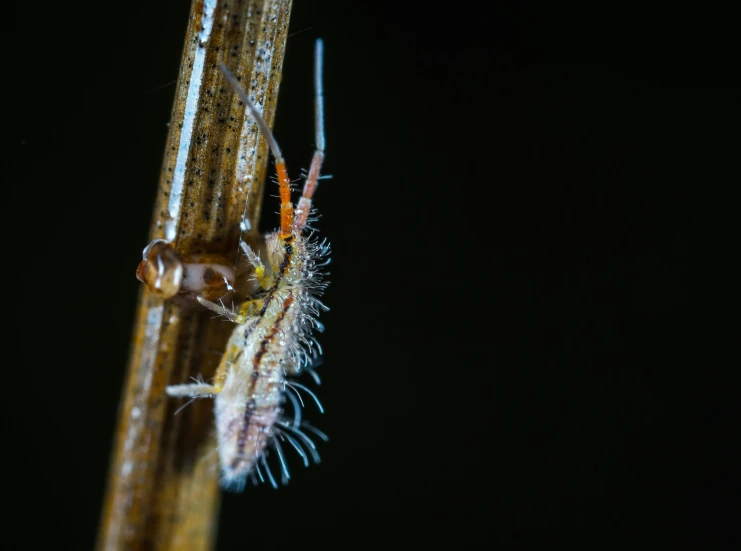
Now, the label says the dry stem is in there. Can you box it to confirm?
[97,1,293,549]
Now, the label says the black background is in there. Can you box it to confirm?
[7,1,737,548]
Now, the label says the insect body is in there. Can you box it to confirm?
[141,39,330,490]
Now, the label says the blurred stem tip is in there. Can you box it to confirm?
[96,1,292,550]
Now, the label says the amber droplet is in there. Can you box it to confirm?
[136,239,184,299]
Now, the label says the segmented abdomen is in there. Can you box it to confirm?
[214,291,299,487]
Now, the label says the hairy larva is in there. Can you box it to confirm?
[137,39,330,490]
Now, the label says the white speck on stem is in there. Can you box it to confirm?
[235,18,275,202]
[165,0,217,242]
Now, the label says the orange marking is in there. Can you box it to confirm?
[281,206,294,238]
[276,162,294,237]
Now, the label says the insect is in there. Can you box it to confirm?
[137,39,330,490]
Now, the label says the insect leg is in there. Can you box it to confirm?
[165,382,221,398]
[239,241,275,290]
[196,295,265,324]
[165,341,240,398]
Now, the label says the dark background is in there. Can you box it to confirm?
[7,1,736,548]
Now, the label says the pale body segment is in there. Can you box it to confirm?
[146,39,330,490]
[167,230,329,488]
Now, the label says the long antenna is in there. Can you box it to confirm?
[219,62,294,238]
[293,38,327,232]
[218,62,285,164]
[314,38,325,153]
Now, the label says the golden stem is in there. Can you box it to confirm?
[97,1,293,549]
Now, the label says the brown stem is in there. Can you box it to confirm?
[97,1,293,549]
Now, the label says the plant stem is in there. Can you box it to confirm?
[97,1,292,549]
